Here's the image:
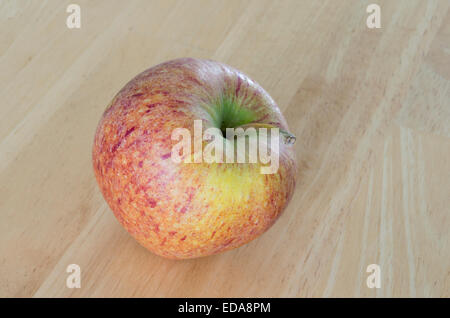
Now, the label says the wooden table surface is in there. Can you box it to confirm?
[1,0,449,297]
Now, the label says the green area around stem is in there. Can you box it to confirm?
[206,94,256,135]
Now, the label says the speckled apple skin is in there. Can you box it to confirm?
[92,58,297,259]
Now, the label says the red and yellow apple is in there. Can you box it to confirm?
[92,58,297,259]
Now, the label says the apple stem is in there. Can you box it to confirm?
[280,130,296,145]
[234,123,296,145]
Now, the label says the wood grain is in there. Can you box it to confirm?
[0,0,449,297]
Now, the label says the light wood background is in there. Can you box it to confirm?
[0,0,449,298]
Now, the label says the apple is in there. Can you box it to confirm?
[92,58,297,259]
